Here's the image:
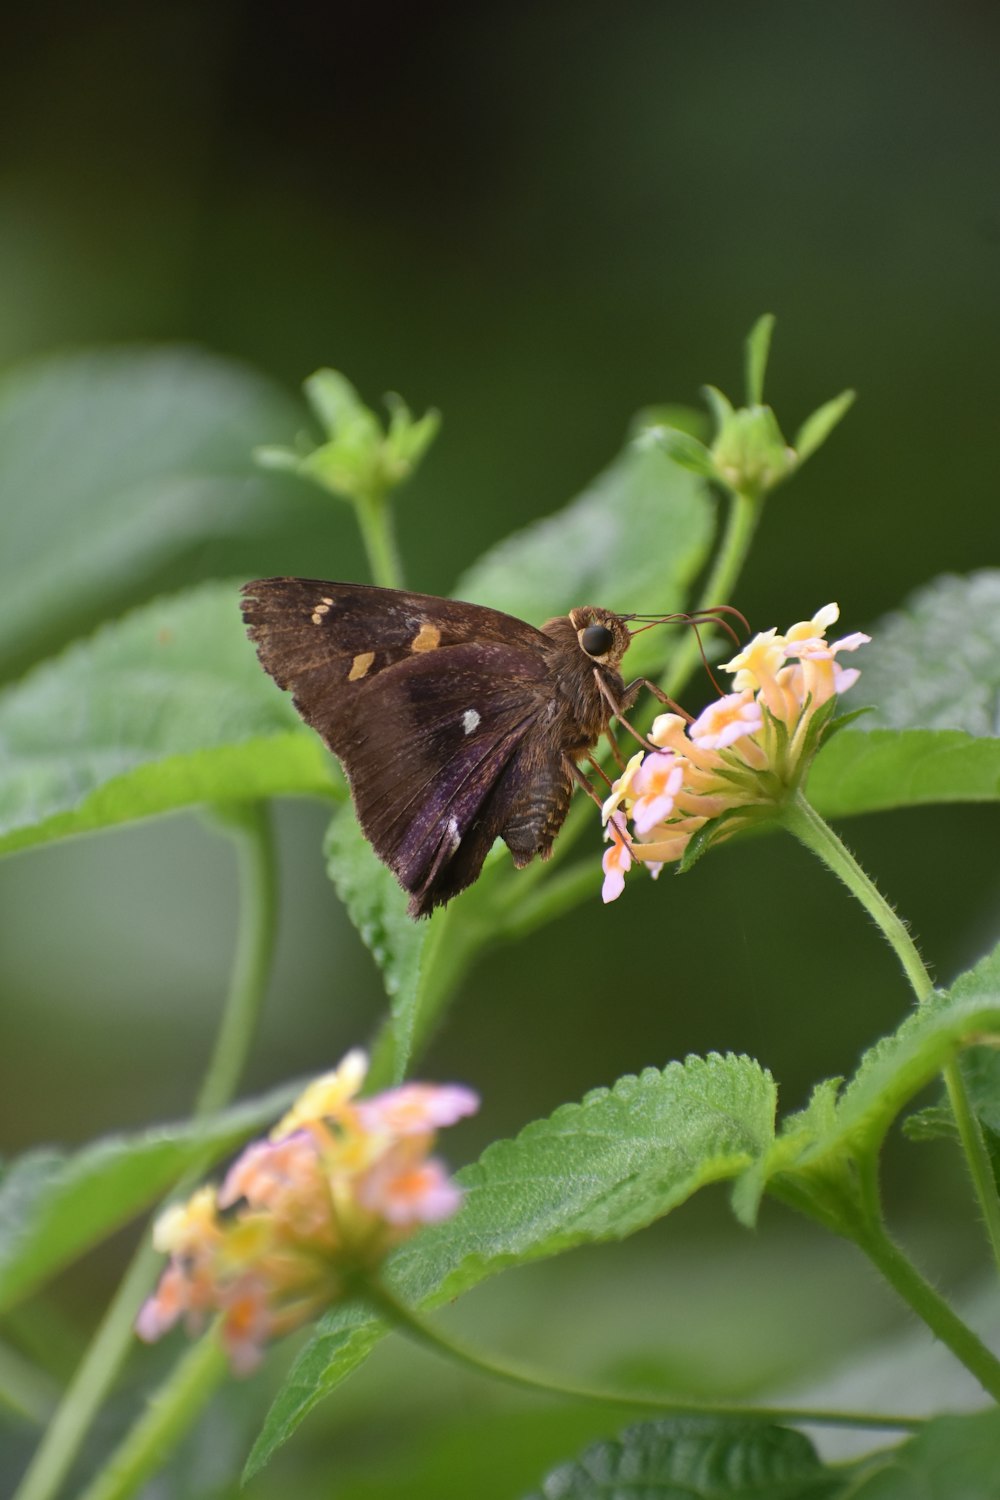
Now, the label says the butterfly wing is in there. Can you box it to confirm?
[241,579,560,915]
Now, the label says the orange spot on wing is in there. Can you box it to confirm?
[348,651,375,681]
[411,623,442,652]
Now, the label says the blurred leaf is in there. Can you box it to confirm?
[0,582,339,857]
[808,572,1000,817]
[901,1104,959,1145]
[735,941,1000,1226]
[847,572,1000,736]
[523,1417,840,1500]
[650,429,718,478]
[324,808,457,1081]
[0,346,300,679]
[793,391,855,464]
[0,1083,297,1313]
[744,314,776,406]
[246,1054,775,1477]
[847,1409,1000,1499]
[454,438,714,680]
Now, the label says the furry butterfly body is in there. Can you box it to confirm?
[241,579,635,917]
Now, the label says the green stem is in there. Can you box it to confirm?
[14,805,278,1500]
[360,1277,923,1433]
[355,487,404,589]
[663,487,759,698]
[0,1339,58,1427]
[855,1220,1000,1402]
[75,1337,228,1500]
[782,790,1000,1276]
[941,1059,1000,1277]
[781,790,933,1003]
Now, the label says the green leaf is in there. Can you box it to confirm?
[0,1083,297,1313]
[0,582,339,857]
[523,1418,840,1500]
[245,1054,776,1477]
[793,390,855,464]
[808,572,1000,817]
[808,727,1000,817]
[744,313,776,406]
[847,1409,1000,1499]
[324,808,457,1081]
[739,942,1000,1226]
[0,346,299,680]
[454,437,714,680]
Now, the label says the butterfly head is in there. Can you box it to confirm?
[565,607,632,670]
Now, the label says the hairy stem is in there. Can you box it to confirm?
[855,1220,1000,1402]
[14,805,278,1500]
[782,790,1000,1277]
[361,1276,924,1432]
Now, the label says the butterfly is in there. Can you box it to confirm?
[241,578,680,918]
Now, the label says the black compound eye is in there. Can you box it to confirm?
[581,622,615,657]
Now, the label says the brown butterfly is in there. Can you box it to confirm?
[241,579,687,918]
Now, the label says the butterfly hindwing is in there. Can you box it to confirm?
[337,641,557,913]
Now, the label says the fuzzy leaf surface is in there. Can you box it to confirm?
[0,346,299,679]
[0,583,339,856]
[246,1054,776,1477]
[455,439,714,680]
[736,941,1000,1224]
[523,1417,840,1500]
[0,1083,296,1312]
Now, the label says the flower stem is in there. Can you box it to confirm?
[781,790,933,1003]
[663,488,759,698]
[360,1277,923,1433]
[74,1337,228,1500]
[781,791,1000,1277]
[355,486,404,589]
[13,805,278,1500]
[854,1219,1000,1402]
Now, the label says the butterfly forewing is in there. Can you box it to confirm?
[241,579,565,915]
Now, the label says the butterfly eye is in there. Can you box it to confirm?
[581,623,615,657]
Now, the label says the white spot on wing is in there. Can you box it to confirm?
[447,816,461,850]
[461,708,480,735]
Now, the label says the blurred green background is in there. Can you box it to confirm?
[2,2,1000,1494]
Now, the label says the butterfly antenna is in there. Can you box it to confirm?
[622,605,749,698]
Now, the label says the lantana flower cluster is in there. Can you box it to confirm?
[136,1051,478,1373]
[601,604,869,902]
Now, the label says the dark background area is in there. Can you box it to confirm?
[2,3,1000,1490]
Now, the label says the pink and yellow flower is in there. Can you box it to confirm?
[136,1051,478,1372]
[600,603,869,901]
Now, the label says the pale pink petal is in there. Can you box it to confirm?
[358,1083,479,1136]
[689,691,762,750]
[633,792,678,836]
[833,664,861,693]
[358,1154,463,1225]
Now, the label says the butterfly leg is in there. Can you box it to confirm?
[593,672,658,751]
[563,753,611,812]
